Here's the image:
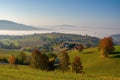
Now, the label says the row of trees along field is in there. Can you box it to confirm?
[8,49,84,74]
[1,36,115,74]
[9,51,30,66]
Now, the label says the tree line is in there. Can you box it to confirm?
[8,48,84,74]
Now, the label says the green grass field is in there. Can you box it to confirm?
[0,49,31,57]
[0,49,21,57]
[0,46,120,80]
[0,64,119,80]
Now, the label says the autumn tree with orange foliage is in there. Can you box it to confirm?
[9,54,16,65]
[99,37,114,57]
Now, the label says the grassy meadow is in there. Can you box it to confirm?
[0,64,119,80]
[0,46,120,80]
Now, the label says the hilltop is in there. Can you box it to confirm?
[0,20,41,30]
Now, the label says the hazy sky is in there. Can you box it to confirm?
[0,0,120,28]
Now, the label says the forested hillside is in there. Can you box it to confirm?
[0,33,100,50]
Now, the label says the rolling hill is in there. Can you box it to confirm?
[0,20,41,30]
[0,33,100,50]
[0,46,120,80]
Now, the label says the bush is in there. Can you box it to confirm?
[0,55,8,63]
[60,50,70,73]
[9,54,16,66]
[17,51,29,65]
[72,56,83,74]
[48,57,55,71]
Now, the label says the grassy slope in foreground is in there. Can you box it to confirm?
[0,65,119,80]
[0,46,120,80]
[69,46,120,77]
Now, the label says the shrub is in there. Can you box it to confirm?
[60,50,70,73]
[9,54,16,66]
[48,57,55,71]
[0,55,8,63]
[72,56,83,74]
[74,44,84,52]
[18,51,28,65]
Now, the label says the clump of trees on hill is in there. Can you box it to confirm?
[74,44,84,52]
[30,49,59,71]
[8,52,30,66]
[0,42,21,50]
[30,49,49,70]
[29,49,84,74]
[17,51,30,65]
[99,37,114,57]
[0,55,8,63]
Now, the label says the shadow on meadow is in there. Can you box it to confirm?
[82,51,94,54]
[110,51,120,58]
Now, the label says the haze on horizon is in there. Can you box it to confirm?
[0,0,120,38]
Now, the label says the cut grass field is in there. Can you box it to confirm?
[0,46,120,80]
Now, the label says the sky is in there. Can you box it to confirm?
[0,0,120,37]
[0,0,120,26]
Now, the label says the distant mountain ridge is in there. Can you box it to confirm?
[0,20,40,30]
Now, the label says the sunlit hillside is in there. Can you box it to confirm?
[0,46,120,80]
